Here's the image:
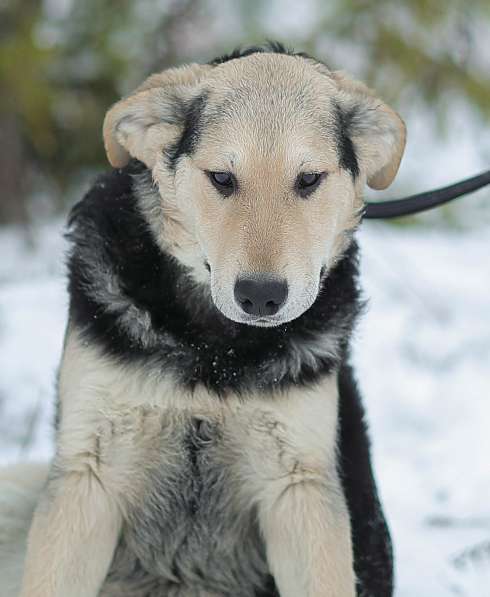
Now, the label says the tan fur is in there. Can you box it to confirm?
[20,472,122,597]
[260,481,354,597]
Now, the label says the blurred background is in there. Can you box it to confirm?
[1,0,490,226]
[0,1,489,595]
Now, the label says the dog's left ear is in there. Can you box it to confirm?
[103,63,212,168]
[332,71,406,190]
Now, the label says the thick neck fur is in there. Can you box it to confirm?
[67,161,362,396]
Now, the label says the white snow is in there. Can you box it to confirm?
[0,218,489,595]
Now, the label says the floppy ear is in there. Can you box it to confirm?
[103,63,212,168]
[332,71,406,190]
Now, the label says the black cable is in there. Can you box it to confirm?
[363,170,490,219]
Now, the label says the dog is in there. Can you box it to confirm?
[0,42,405,596]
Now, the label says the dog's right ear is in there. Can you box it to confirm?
[103,63,212,169]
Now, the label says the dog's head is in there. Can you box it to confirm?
[103,45,405,327]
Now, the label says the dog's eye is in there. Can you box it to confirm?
[207,171,236,197]
[299,173,321,187]
[296,172,324,198]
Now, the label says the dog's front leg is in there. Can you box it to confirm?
[259,473,356,597]
[20,464,121,597]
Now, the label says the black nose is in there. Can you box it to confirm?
[234,274,288,317]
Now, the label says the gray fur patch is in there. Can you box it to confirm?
[100,415,270,597]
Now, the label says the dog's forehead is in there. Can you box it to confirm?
[208,52,333,88]
[205,53,336,114]
[194,54,340,167]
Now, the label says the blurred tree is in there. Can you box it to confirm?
[0,0,489,224]
[312,0,490,119]
[0,0,203,223]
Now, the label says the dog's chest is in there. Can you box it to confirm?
[97,402,271,595]
[103,406,270,596]
[61,336,340,596]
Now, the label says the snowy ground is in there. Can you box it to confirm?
[0,218,488,596]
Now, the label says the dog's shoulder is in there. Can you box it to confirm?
[65,160,175,357]
[67,162,162,304]
[67,159,153,265]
